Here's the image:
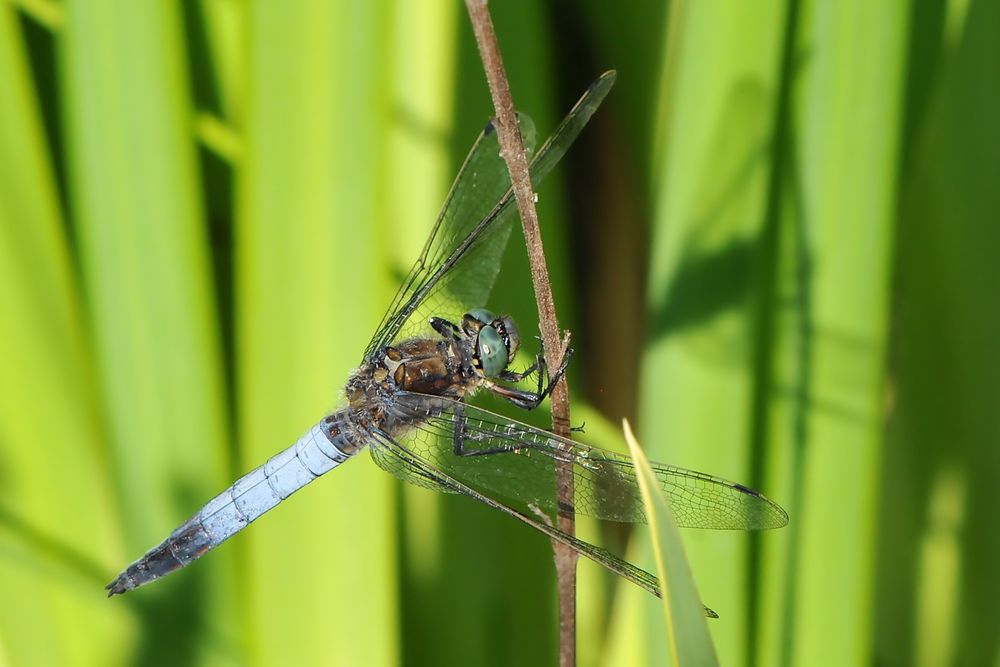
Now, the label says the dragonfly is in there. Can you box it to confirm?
[107,71,788,607]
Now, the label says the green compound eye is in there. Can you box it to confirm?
[467,308,495,326]
[476,325,508,377]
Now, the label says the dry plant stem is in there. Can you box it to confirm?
[463,1,577,665]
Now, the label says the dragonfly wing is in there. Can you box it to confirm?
[386,392,788,530]
[369,427,665,601]
[363,72,617,362]
[370,438,458,495]
[363,114,533,361]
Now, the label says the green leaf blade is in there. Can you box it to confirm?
[623,420,720,667]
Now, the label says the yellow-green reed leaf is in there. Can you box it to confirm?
[9,0,63,30]
[60,0,239,661]
[62,0,232,541]
[622,420,719,667]
[873,2,1000,663]
[236,4,397,666]
[0,7,128,665]
[640,1,905,666]
[196,0,246,119]
[776,3,905,666]
[640,2,788,662]
[195,112,244,164]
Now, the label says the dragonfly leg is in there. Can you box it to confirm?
[450,402,556,459]
[486,347,574,410]
[430,317,463,340]
[497,362,537,384]
[481,380,549,410]
[451,402,526,457]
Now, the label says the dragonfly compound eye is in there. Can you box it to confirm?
[476,325,508,377]
[466,308,495,326]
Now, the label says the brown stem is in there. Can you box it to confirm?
[462,1,577,665]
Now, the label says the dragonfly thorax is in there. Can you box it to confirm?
[351,310,520,406]
[463,309,520,377]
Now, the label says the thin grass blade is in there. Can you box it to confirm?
[623,420,720,667]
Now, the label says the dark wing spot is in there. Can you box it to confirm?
[733,482,761,497]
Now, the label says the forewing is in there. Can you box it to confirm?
[363,114,535,360]
[363,72,618,361]
[385,392,788,530]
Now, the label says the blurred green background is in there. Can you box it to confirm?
[1,0,997,665]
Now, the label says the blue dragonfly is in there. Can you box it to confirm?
[107,72,787,606]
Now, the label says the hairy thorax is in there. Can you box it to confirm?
[341,336,480,439]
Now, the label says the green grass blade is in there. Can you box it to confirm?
[0,7,127,665]
[623,420,720,667]
[637,2,789,664]
[235,4,397,665]
[769,4,905,665]
[195,0,245,120]
[874,1,1000,664]
[638,1,905,666]
[59,0,239,661]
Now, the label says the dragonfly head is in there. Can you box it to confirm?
[464,309,521,377]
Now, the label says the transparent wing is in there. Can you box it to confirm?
[383,392,789,530]
[363,72,617,361]
[369,438,458,495]
[364,114,534,359]
[369,427,667,601]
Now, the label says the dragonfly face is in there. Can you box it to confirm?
[107,71,787,610]
[463,309,520,378]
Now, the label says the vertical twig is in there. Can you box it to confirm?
[462,2,577,665]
